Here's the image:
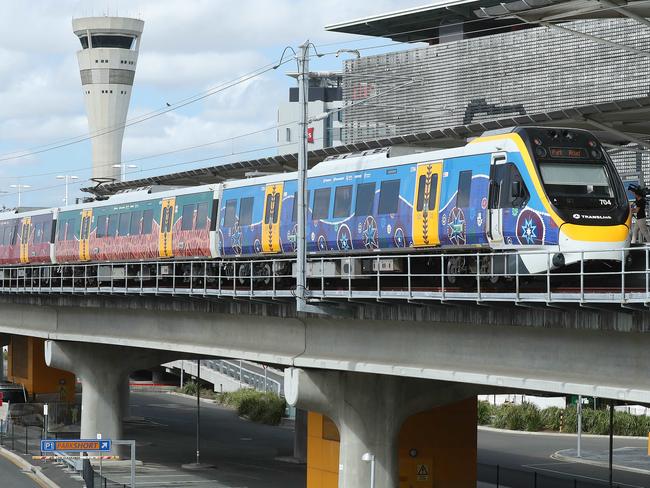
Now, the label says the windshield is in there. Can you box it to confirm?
[539,162,615,208]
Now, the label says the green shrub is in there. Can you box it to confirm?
[492,402,542,431]
[216,389,286,426]
[181,381,198,396]
[477,401,494,426]
[540,406,563,431]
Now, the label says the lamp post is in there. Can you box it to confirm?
[10,184,31,207]
[56,175,79,206]
[112,163,138,180]
[362,452,376,488]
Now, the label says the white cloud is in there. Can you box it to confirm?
[1,0,427,188]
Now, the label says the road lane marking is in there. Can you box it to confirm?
[521,464,646,488]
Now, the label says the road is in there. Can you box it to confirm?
[0,452,42,488]
[125,391,305,487]
[478,427,650,487]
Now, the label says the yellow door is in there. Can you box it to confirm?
[159,198,175,258]
[412,161,442,247]
[19,217,31,263]
[79,210,92,261]
[262,183,283,253]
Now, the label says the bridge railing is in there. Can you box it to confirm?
[0,246,647,306]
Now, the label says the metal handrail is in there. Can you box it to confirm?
[0,246,646,307]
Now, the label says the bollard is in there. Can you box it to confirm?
[560,411,564,433]
[11,421,14,450]
[0,419,3,446]
[25,425,28,454]
[534,471,538,488]
[496,464,500,487]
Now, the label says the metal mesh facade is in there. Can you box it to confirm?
[342,19,650,178]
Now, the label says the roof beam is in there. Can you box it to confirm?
[537,20,650,57]
[599,0,650,29]
[583,116,650,149]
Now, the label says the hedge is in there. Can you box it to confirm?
[478,400,650,436]
[178,383,286,426]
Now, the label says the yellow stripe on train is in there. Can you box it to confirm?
[560,224,629,242]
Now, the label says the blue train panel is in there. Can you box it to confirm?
[437,154,490,247]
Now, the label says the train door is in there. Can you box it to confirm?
[412,161,442,247]
[487,153,507,245]
[159,198,175,258]
[262,183,283,253]
[19,217,31,263]
[79,210,92,261]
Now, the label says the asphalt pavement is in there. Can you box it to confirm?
[122,391,305,487]
[478,427,650,487]
[0,450,46,488]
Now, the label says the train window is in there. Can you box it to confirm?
[130,211,143,235]
[264,194,273,225]
[118,212,130,237]
[333,185,353,218]
[181,204,196,231]
[378,180,400,214]
[457,171,472,208]
[312,188,331,220]
[416,175,438,212]
[80,216,91,240]
[33,223,43,244]
[96,215,107,238]
[107,214,118,238]
[239,197,254,226]
[195,202,209,230]
[223,200,237,227]
[43,221,52,243]
[272,194,280,224]
[291,191,310,223]
[142,210,154,234]
[355,183,375,216]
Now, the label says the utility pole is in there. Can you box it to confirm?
[296,40,309,313]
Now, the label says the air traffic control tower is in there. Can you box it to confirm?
[72,17,144,182]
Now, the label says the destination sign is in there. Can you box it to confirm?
[41,439,111,452]
[549,147,587,159]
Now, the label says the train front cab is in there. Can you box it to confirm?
[490,127,629,273]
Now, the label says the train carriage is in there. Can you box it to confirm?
[217,127,630,278]
[0,209,55,265]
[0,126,629,288]
[55,186,219,264]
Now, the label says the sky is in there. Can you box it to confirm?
[0,0,434,208]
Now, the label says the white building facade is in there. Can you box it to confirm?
[277,72,343,155]
[72,17,144,182]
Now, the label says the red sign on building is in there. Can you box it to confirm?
[307,127,314,143]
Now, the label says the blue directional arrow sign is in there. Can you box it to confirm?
[40,439,112,452]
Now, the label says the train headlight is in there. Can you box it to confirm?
[552,253,565,268]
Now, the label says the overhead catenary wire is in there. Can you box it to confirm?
[0,59,292,163]
[2,1,642,189]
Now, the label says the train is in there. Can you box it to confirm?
[0,126,631,285]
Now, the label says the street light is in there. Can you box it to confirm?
[362,452,376,488]
[56,175,79,206]
[10,184,31,207]
[112,163,138,180]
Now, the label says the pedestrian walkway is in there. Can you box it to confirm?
[555,447,650,475]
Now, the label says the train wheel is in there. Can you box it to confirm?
[256,262,272,287]
[445,257,465,286]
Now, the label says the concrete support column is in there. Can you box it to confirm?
[285,368,480,488]
[293,408,307,463]
[45,341,181,446]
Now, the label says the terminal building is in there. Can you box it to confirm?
[326,2,650,182]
